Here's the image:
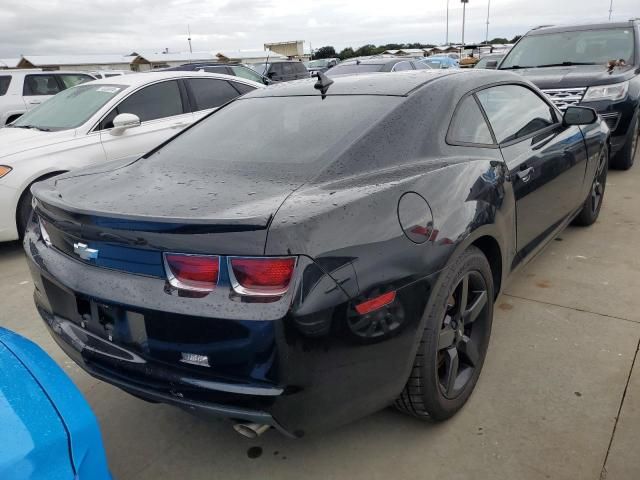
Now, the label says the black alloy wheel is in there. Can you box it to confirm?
[437,271,489,399]
[573,148,608,226]
[611,114,639,170]
[395,246,494,421]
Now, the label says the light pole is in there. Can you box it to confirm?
[485,0,491,43]
[446,0,450,45]
[609,0,614,21]
[461,0,469,55]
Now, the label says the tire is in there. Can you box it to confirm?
[573,147,608,227]
[16,188,34,241]
[610,113,639,170]
[395,246,494,421]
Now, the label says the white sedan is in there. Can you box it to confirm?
[0,71,263,241]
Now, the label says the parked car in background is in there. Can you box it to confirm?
[474,53,505,69]
[0,69,94,126]
[89,70,131,79]
[500,19,640,169]
[0,327,111,479]
[248,61,309,82]
[165,62,271,85]
[326,58,432,76]
[305,57,340,76]
[0,71,263,241]
[25,70,608,437]
[419,56,459,69]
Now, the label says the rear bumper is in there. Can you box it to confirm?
[25,223,434,435]
[38,309,293,435]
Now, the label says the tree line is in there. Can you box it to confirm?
[313,36,522,60]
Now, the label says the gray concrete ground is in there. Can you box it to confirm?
[0,152,638,479]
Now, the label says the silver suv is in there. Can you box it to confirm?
[0,69,94,126]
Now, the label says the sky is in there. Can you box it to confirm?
[0,0,637,58]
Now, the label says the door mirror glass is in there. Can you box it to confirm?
[563,106,598,126]
[110,113,140,135]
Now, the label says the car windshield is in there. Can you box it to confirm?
[501,28,635,69]
[326,64,384,76]
[307,59,329,68]
[11,83,125,131]
[148,95,401,172]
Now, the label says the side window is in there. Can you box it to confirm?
[393,61,413,71]
[231,82,256,95]
[202,66,230,75]
[230,66,263,83]
[412,61,431,70]
[0,76,10,96]
[23,74,61,96]
[294,62,307,74]
[58,74,93,89]
[270,64,283,77]
[113,80,183,123]
[186,78,241,111]
[448,95,495,146]
[476,85,556,144]
[281,63,295,76]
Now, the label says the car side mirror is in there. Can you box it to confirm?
[563,106,598,126]
[485,61,498,69]
[110,113,141,136]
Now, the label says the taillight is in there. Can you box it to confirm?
[164,253,220,292]
[229,256,297,296]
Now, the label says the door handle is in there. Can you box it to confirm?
[28,100,41,105]
[516,166,534,183]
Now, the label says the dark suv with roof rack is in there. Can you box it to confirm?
[499,19,640,169]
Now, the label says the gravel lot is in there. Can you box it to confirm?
[1,150,638,480]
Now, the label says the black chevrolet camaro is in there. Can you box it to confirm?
[25,70,609,437]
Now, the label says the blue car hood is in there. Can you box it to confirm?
[0,328,110,480]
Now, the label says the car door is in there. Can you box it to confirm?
[98,79,192,161]
[476,84,588,257]
[22,74,62,110]
[184,77,255,120]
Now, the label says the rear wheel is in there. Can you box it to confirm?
[610,113,638,170]
[395,246,494,421]
[572,148,608,226]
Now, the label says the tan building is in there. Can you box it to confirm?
[263,40,307,60]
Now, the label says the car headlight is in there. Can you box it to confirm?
[583,81,629,102]
[0,165,12,178]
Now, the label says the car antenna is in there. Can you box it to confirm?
[314,71,334,99]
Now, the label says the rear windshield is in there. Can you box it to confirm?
[0,76,10,95]
[148,95,401,171]
[501,28,636,68]
[327,64,384,76]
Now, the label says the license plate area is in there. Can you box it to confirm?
[75,296,147,347]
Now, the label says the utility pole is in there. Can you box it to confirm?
[187,24,193,54]
[609,0,614,21]
[485,0,491,43]
[446,0,450,45]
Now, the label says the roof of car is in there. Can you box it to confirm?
[339,58,408,66]
[528,20,638,35]
[244,69,515,98]
[85,70,264,88]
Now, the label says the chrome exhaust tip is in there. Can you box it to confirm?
[233,423,271,438]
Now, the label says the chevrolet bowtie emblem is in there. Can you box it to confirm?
[73,242,99,261]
